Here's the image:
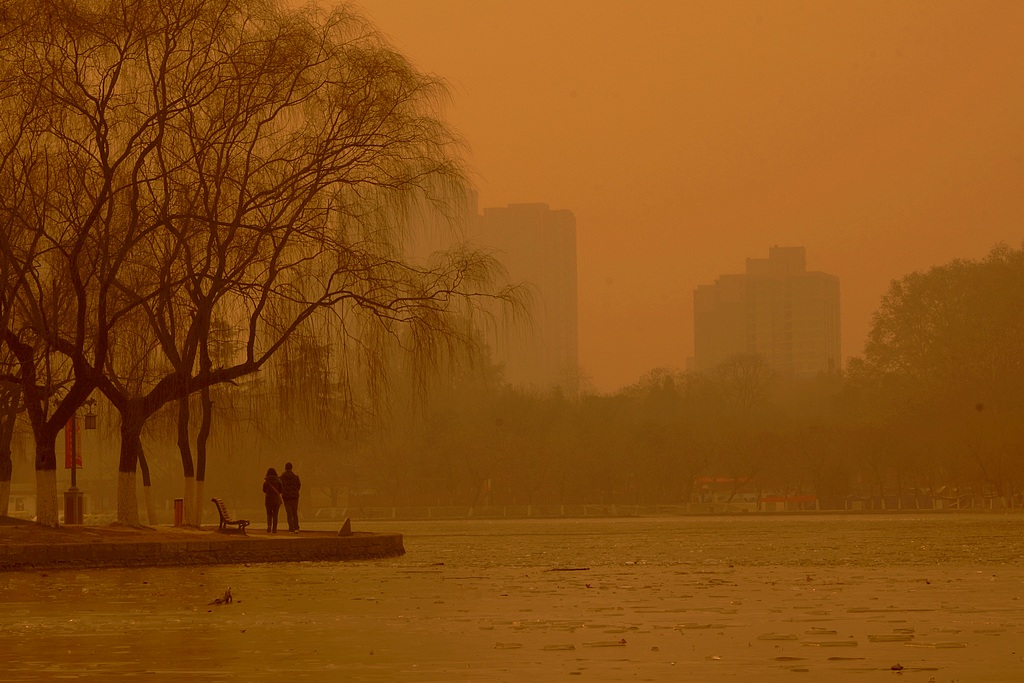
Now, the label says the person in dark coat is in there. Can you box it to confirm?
[262,467,283,533]
[280,462,301,532]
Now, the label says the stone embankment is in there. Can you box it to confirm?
[0,520,404,571]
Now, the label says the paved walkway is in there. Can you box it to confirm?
[0,520,404,571]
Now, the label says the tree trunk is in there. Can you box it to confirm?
[116,405,146,526]
[0,455,10,518]
[36,467,58,527]
[117,470,139,526]
[183,475,197,527]
[139,451,156,525]
[193,357,213,529]
[176,396,199,526]
[143,482,157,526]
[194,478,206,528]
[34,433,59,527]
[0,385,19,518]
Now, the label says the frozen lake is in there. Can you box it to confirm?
[2,514,1023,681]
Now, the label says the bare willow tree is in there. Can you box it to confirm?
[0,183,27,518]
[0,23,107,526]
[0,163,28,518]
[3,0,514,526]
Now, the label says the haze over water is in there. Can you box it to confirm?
[3,516,1023,681]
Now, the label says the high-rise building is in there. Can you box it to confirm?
[474,203,579,392]
[692,247,840,376]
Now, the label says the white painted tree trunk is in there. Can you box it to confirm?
[183,475,196,526]
[117,471,140,526]
[194,479,206,528]
[36,469,58,527]
[144,483,157,526]
[0,479,9,517]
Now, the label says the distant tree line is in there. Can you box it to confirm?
[140,242,1020,514]
[333,243,1023,511]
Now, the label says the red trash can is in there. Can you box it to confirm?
[173,498,184,526]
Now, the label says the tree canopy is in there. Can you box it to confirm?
[859,243,1024,412]
[0,0,512,525]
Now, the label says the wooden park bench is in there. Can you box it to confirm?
[211,497,250,534]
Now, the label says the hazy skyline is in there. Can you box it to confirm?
[358,0,1024,392]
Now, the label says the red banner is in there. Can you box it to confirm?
[64,417,82,469]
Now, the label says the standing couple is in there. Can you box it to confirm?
[262,462,301,533]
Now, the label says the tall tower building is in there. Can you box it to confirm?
[474,203,579,392]
[693,247,840,376]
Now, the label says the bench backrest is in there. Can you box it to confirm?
[211,497,231,520]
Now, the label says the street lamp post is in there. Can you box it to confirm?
[63,398,97,525]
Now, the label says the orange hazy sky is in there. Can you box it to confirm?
[355,0,1024,393]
